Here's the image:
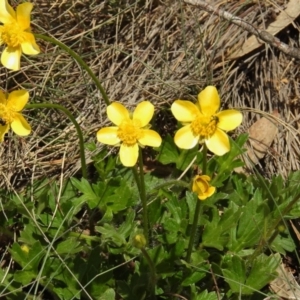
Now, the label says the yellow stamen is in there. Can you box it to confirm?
[117,119,143,146]
[190,115,218,137]
[0,103,14,124]
[0,23,25,48]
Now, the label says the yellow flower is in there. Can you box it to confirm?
[192,175,216,200]
[97,101,162,167]
[0,0,40,71]
[21,244,30,254]
[171,86,242,156]
[132,234,147,249]
[0,89,31,141]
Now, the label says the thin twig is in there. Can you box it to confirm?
[183,0,300,60]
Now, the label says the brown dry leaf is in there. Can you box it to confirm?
[234,111,279,173]
[246,110,280,167]
[229,0,300,59]
[290,220,300,241]
[270,260,300,299]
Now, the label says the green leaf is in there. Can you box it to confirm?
[222,253,281,295]
[229,190,267,252]
[71,177,100,209]
[170,238,186,259]
[56,238,82,255]
[104,180,134,212]
[271,233,296,254]
[182,271,206,286]
[186,192,198,224]
[222,255,246,293]
[244,253,280,294]
[195,290,219,300]
[157,134,179,165]
[10,241,44,271]
[118,209,135,237]
[98,288,115,300]
[164,218,180,243]
[176,147,200,171]
[14,269,36,285]
[202,207,229,251]
[190,249,210,266]
[95,223,126,247]
[53,286,80,300]
[157,134,201,170]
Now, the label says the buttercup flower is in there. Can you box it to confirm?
[0,89,31,141]
[0,0,40,70]
[97,101,162,167]
[192,175,216,200]
[171,86,242,156]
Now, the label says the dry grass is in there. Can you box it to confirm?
[0,0,299,188]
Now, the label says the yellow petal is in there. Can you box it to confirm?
[193,175,209,194]
[138,129,162,147]
[119,143,138,167]
[200,175,211,182]
[198,86,220,116]
[217,110,243,131]
[0,90,6,104]
[11,113,31,136]
[171,100,199,123]
[96,127,120,145]
[0,124,9,142]
[207,186,216,197]
[21,33,40,55]
[174,125,199,149]
[1,46,21,71]
[133,101,154,127]
[205,128,230,156]
[7,90,29,111]
[16,2,33,30]
[199,186,216,200]
[0,0,16,24]
[107,102,129,126]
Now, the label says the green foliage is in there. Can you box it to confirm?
[1,134,299,299]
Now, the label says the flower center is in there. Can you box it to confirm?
[117,119,143,146]
[190,115,218,138]
[0,103,14,125]
[0,23,25,48]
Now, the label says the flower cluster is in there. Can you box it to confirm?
[97,86,242,200]
[0,1,38,140]
[0,1,243,203]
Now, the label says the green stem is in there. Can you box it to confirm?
[26,103,87,179]
[35,33,110,106]
[132,165,142,195]
[186,145,207,263]
[138,148,149,243]
[141,247,157,296]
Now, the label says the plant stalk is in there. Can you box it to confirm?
[141,247,157,297]
[138,148,149,243]
[186,145,207,263]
